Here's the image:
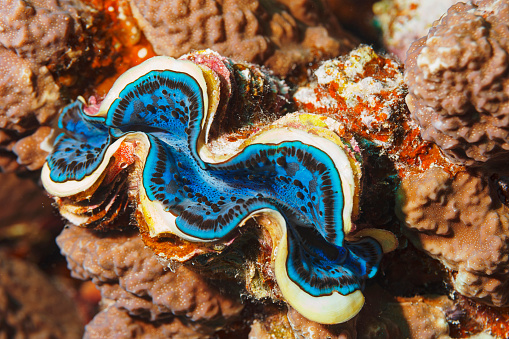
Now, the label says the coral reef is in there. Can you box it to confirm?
[0,46,61,172]
[3,0,509,337]
[86,306,216,339]
[0,251,83,338]
[128,0,358,77]
[57,224,365,338]
[0,0,91,66]
[405,0,509,171]
[373,0,459,61]
[293,43,509,336]
[397,0,509,322]
[0,172,63,262]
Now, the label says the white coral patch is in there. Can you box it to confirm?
[313,46,403,108]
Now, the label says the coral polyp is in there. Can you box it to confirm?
[41,52,395,324]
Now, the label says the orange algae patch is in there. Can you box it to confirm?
[103,141,137,184]
[81,0,156,97]
[295,46,406,145]
[396,129,463,177]
[136,210,240,263]
[451,296,509,338]
[294,45,462,177]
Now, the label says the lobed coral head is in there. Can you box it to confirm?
[397,167,509,307]
[405,0,509,171]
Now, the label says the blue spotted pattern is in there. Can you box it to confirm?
[46,69,383,298]
[48,101,110,183]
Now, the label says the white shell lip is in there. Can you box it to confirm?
[262,209,364,324]
[41,137,124,197]
[41,132,149,197]
[97,56,209,124]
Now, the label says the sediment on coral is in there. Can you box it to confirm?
[405,0,509,172]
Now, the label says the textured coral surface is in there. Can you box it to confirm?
[0,172,64,263]
[0,251,83,339]
[0,0,97,172]
[358,292,454,339]
[398,167,509,307]
[373,0,459,61]
[405,0,509,170]
[129,0,358,77]
[57,225,245,337]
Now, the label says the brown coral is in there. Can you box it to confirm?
[397,167,509,307]
[287,306,357,339]
[128,0,357,77]
[56,225,245,337]
[12,126,53,171]
[248,306,296,339]
[246,304,357,339]
[0,172,64,262]
[0,49,61,134]
[0,0,94,172]
[0,251,83,338]
[0,0,91,66]
[85,306,211,339]
[357,291,454,339]
[405,0,509,171]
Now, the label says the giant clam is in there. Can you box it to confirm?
[41,50,396,324]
